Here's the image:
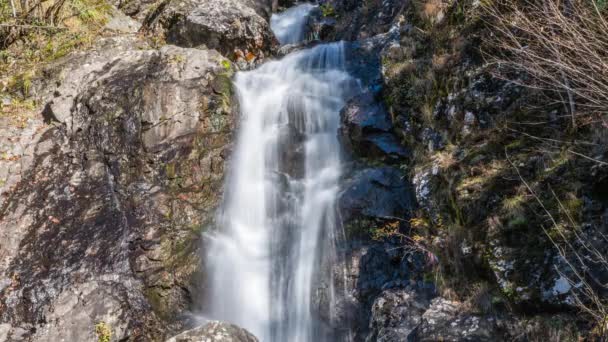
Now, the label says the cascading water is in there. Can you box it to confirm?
[270,3,316,45]
[205,4,359,341]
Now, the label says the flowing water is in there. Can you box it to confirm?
[270,3,316,45]
[205,4,359,341]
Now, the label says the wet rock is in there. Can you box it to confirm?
[341,92,393,135]
[308,7,338,41]
[364,133,409,161]
[316,239,433,341]
[340,92,409,162]
[166,321,258,342]
[144,0,277,64]
[323,0,407,41]
[339,166,416,224]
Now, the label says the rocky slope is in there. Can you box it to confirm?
[0,0,275,341]
[314,0,608,340]
[1,0,607,341]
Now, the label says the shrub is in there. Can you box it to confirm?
[485,0,608,129]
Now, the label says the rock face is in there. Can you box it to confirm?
[2,0,603,340]
[340,92,409,162]
[0,35,236,342]
[325,0,608,339]
[367,288,429,341]
[144,0,277,65]
[339,166,415,224]
[0,0,284,337]
[322,0,408,40]
[166,321,258,342]
[413,298,500,341]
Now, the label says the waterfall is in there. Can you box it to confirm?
[270,3,316,45]
[204,5,359,341]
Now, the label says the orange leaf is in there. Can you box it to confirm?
[245,52,256,62]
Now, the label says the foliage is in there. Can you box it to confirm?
[94,322,111,342]
[221,59,231,71]
[319,3,335,17]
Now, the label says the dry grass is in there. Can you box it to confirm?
[485,0,608,129]
[1,0,111,108]
[421,0,446,24]
[507,151,608,337]
[431,146,457,170]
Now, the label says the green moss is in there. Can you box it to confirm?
[543,150,570,174]
[344,218,375,239]
[166,163,176,179]
[221,60,231,72]
[213,74,233,96]
[507,215,527,229]
[505,138,524,150]
[562,195,583,222]
[145,287,168,318]
[169,54,186,64]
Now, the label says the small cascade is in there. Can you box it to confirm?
[270,3,316,45]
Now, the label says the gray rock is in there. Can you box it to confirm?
[415,298,500,341]
[339,166,415,224]
[0,36,236,340]
[322,0,408,41]
[105,6,142,33]
[341,92,393,134]
[366,288,429,342]
[340,92,409,162]
[144,0,277,64]
[166,321,258,342]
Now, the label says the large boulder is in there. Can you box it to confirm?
[144,0,277,64]
[115,0,274,22]
[166,321,258,342]
[0,36,236,340]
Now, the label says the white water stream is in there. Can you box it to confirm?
[205,5,358,341]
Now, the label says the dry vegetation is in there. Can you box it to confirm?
[382,0,608,337]
[0,0,112,121]
[485,0,608,129]
[485,0,608,335]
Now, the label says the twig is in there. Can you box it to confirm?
[0,23,67,30]
[567,149,608,166]
[10,0,17,17]
[506,127,597,146]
